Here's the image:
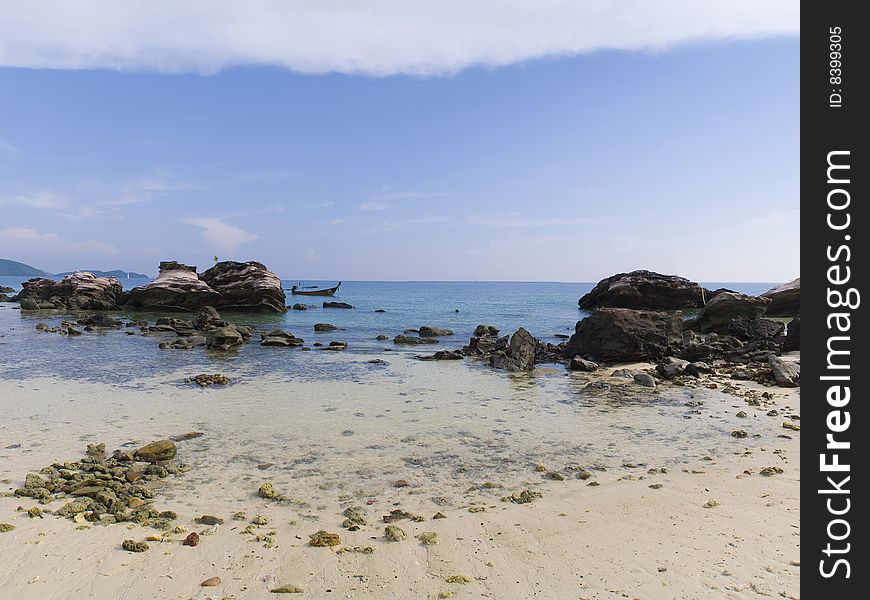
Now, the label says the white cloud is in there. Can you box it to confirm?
[0,1,798,76]
[360,202,388,212]
[0,191,64,209]
[0,226,119,254]
[183,217,258,254]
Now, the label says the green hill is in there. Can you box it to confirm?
[0,258,52,277]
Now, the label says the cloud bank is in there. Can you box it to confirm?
[0,1,798,76]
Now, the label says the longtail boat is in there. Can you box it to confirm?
[289,282,341,296]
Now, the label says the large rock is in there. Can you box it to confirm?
[125,262,221,311]
[579,270,705,311]
[691,292,771,334]
[762,278,800,317]
[727,316,784,342]
[769,356,800,387]
[418,326,454,337]
[783,318,800,351]
[200,261,286,313]
[563,308,684,362]
[260,329,304,347]
[206,325,245,350]
[134,440,177,463]
[18,273,123,311]
[490,327,537,372]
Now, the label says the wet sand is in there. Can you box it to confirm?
[0,353,800,599]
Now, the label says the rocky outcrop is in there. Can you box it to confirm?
[17,273,123,311]
[260,330,304,347]
[762,278,800,317]
[727,316,784,342]
[490,327,537,372]
[125,262,221,311]
[418,326,454,337]
[473,325,500,337]
[783,318,800,351]
[578,270,705,311]
[563,308,684,362]
[690,292,771,334]
[200,261,286,313]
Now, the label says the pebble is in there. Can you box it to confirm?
[182,532,200,547]
[271,584,304,593]
[201,577,221,587]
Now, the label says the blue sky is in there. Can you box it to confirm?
[0,5,798,282]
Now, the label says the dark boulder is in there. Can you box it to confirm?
[394,335,439,345]
[125,262,221,311]
[323,302,353,309]
[200,261,286,313]
[762,278,800,317]
[578,270,705,310]
[473,325,500,337]
[727,316,784,342]
[569,357,599,372]
[690,292,771,334]
[418,326,454,337]
[314,323,338,332]
[78,313,123,328]
[194,306,224,330]
[490,327,537,372]
[18,273,123,311]
[260,329,304,347]
[783,318,800,351]
[563,308,684,362]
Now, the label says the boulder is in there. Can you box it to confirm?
[634,373,657,388]
[490,327,537,372]
[260,330,304,347]
[473,325,500,337]
[194,306,223,330]
[394,335,439,345]
[762,278,800,317]
[18,273,123,311]
[419,350,464,361]
[323,302,353,309]
[769,356,800,387]
[291,303,309,311]
[206,325,245,350]
[783,318,800,351]
[134,440,177,463]
[0,286,14,294]
[314,323,338,332]
[690,292,771,334]
[199,261,286,313]
[569,357,599,372]
[727,317,784,342]
[125,262,221,311]
[563,308,683,362]
[579,270,705,310]
[656,357,689,379]
[418,326,454,337]
[78,313,123,328]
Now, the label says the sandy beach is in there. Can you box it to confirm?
[1,352,800,600]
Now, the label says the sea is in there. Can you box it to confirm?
[0,276,777,383]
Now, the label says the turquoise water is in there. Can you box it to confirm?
[0,276,777,382]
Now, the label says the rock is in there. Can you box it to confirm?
[375,334,389,341]
[416,531,438,545]
[78,313,123,328]
[490,327,537,372]
[579,270,706,310]
[271,584,304,593]
[384,525,407,541]
[134,440,177,463]
[684,361,712,377]
[200,260,286,312]
[655,357,689,379]
[762,278,800,317]
[0,523,15,533]
[759,466,784,476]
[194,306,223,330]
[309,530,341,547]
[182,532,200,546]
[125,262,221,311]
[321,341,348,351]
[769,356,800,387]
[260,329,304,347]
[291,303,308,310]
[394,335,439,345]
[474,324,500,337]
[206,325,245,350]
[195,515,224,525]
[185,373,230,387]
[313,323,338,332]
[727,317,784,342]
[501,489,542,504]
[564,308,683,362]
[690,292,771,334]
[18,273,123,311]
[323,302,353,309]
[121,539,149,552]
[201,577,221,587]
[418,326,454,337]
[258,482,280,499]
[569,357,599,372]
[783,318,800,351]
[634,373,657,388]
[419,350,464,361]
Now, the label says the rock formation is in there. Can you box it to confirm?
[18,272,123,311]
[200,261,286,313]
[563,308,684,362]
[762,278,800,317]
[578,270,706,311]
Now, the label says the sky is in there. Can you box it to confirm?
[0,1,799,282]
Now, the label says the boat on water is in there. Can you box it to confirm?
[289,282,341,296]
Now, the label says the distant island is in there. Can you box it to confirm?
[0,258,149,279]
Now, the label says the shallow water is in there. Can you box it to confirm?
[0,278,775,382]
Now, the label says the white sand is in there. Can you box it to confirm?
[0,354,800,599]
